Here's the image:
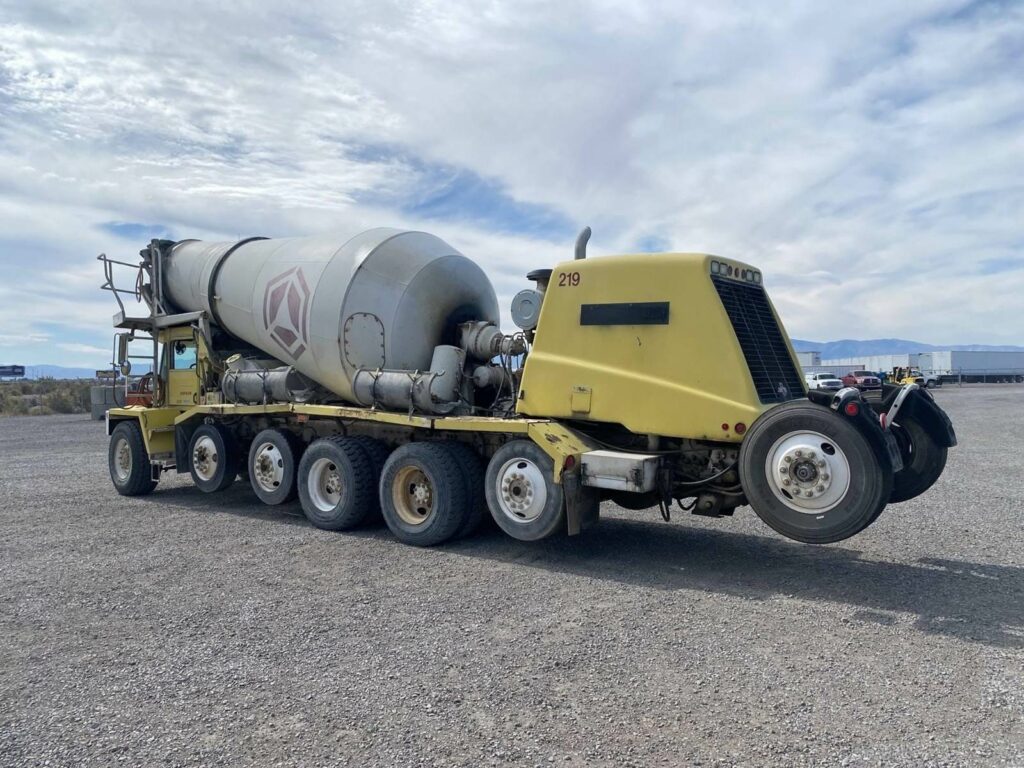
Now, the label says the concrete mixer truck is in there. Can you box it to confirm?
[98,227,955,546]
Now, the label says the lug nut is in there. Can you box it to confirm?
[779,466,788,474]
[816,485,825,492]
[784,456,793,463]
[794,450,803,458]
[817,460,826,468]
[782,478,791,486]
[821,474,829,481]
[807,451,816,459]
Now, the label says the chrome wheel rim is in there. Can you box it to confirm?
[392,465,434,526]
[765,430,851,514]
[114,437,132,481]
[307,457,342,512]
[192,435,219,482]
[495,457,546,523]
[253,442,284,493]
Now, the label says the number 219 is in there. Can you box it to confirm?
[558,271,581,287]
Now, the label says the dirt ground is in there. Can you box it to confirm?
[1,386,1021,766]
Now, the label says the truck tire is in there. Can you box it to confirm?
[298,437,376,530]
[188,423,238,493]
[379,442,468,546]
[739,402,892,544]
[888,416,948,504]
[347,435,391,521]
[109,421,157,496]
[485,440,565,541]
[248,429,301,505]
[447,442,488,538]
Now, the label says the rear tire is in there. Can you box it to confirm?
[379,442,468,546]
[888,416,948,504]
[109,421,157,496]
[447,442,487,538]
[247,429,300,505]
[739,402,892,544]
[297,437,376,530]
[485,440,565,541]
[188,424,238,493]
[347,435,391,521]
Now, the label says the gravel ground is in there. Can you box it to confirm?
[1,386,1022,767]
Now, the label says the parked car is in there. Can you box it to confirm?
[842,370,882,390]
[804,372,844,391]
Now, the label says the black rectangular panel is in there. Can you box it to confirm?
[579,302,670,326]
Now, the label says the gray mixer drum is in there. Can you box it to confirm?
[161,228,500,403]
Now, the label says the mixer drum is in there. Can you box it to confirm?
[162,229,500,402]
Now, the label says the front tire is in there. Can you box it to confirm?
[739,402,892,544]
[248,429,300,505]
[109,421,157,496]
[188,424,238,493]
[484,440,565,541]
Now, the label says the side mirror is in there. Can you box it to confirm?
[116,333,132,376]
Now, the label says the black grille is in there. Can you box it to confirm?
[712,276,803,403]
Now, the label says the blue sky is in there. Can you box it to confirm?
[0,0,1022,366]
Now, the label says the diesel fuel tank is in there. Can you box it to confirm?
[162,229,500,402]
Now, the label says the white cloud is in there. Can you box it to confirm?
[0,0,1021,369]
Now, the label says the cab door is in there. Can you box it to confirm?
[166,339,199,406]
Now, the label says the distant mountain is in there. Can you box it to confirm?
[791,338,1024,359]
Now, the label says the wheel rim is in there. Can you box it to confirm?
[253,441,284,492]
[307,457,342,512]
[392,465,435,526]
[192,435,219,482]
[495,457,547,523]
[113,437,132,481]
[764,430,851,514]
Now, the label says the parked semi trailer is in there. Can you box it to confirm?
[99,228,956,546]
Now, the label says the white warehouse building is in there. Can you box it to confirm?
[810,351,1024,382]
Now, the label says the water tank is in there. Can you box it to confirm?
[162,229,500,402]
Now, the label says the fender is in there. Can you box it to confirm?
[806,388,903,474]
[878,384,957,448]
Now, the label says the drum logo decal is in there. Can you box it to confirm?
[262,267,311,359]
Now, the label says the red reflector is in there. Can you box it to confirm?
[563,455,576,470]
[735,422,747,434]
[721,422,730,431]
[844,401,860,416]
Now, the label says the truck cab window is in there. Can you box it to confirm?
[171,340,197,370]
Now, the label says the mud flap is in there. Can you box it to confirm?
[562,468,600,536]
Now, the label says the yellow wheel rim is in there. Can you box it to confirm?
[392,465,434,526]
